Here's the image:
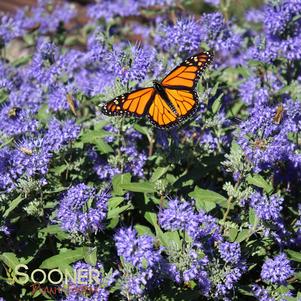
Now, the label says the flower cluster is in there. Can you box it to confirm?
[114,227,163,297]
[57,184,108,234]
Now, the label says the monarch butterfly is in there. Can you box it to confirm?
[101,51,214,128]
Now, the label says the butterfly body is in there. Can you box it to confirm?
[101,51,214,128]
[152,80,179,116]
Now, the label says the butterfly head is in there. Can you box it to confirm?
[153,80,164,93]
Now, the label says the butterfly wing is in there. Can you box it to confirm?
[161,51,214,90]
[150,51,213,127]
[163,88,199,121]
[147,93,178,128]
[101,87,155,117]
[101,51,213,129]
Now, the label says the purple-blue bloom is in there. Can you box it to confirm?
[57,184,109,234]
[261,253,293,284]
[158,17,203,55]
[249,192,283,221]
[42,118,80,151]
[218,242,241,264]
[200,12,241,53]
[115,227,162,269]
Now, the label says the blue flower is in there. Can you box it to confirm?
[109,44,156,85]
[0,15,23,45]
[200,12,241,52]
[158,17,203,55]
[218,242,241,264]
[62,261,118,301]
[0,104,38,136]
[42,118,80,152]
[115,227,162,269]
[114,227,163,297]
[261,253,293,284]
[16,0,76,34]
[158,198,197,233]
[249,192,283,221]
[57,184,109,234]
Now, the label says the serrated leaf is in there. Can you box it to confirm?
[211,82,220,96]
[247,174,273,194]
[211,93,223,114]
[108,216,119,229]
[189,186,227,212]
[3,195,24,218]
[0,253,19,270]
[285,249,301,262]
[94,139,114,154]
[135,225,154,237]
[40,248,84,269]
[107,204,133,219]
[235,229,250,243]
[133,124,150,136]
[150,167,169,182]
[40,225,68,240]
[83,247,97,266]
[249,208,259,226]
[112,173,131,195]
[144,212,159,229]
[228,228,238,242]
[120,182,155,193]
[108,197,124,210]
[80,129,113,154]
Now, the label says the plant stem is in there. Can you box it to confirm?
[221,178,241,225]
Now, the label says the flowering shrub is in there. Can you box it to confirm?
[0,0,300,300]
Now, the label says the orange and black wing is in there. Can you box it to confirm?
[164,88,199,121]
[161,51,214,90]
[100,87,155,117]
[147,93,178,128]
[153,51,214,126]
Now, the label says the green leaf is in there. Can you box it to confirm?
[235,229,250,243]
[3,195,24,218]
[0,253,19,270]
[108,216,119,229]
[40,225,68,240]
[247,174,273,194]
[285,249,301,262]
[120,182,155,193]
[94,139,114,154]
[135,225,154,237]
[12,55,31,67]
[248,208,259,226]
[80,129,113,154]
[238,286,253,296]
[112,173,131,195]
[133,124,150,136]
[227,101,244,118]
[295,272,301,280]
[150,167,169,182]
[144,212,159,229]
[228,228,238,242]
[36,104,49,122]
[189,186,227,212]
[107,203,133,219]
[157,231,181,250]
[211,93,224,114]
[40,248,84,269]
[108,197,124,210]
[83,247,97,266]
[211,82,220,96]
